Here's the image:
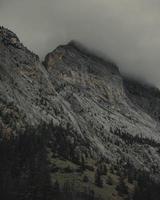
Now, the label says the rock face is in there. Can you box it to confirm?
[1,27,160,182]
[124,78,160,120]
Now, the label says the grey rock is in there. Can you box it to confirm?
[1,27,160,181]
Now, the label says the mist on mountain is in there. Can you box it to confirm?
[1,0,160,87]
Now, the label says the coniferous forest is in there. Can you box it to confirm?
[0,123,160,200]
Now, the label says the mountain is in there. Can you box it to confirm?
[1,27,160,200]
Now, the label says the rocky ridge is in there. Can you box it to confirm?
[1,27,160,183]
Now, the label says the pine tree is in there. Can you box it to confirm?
[116,177,128,196]
[95,169,103,188]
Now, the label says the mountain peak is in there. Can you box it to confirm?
[1,27,160,199]
[0,26,39,62]
[43,41,120,76]
[0,26,21,48]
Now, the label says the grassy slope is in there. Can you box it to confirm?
[47,148,134,200]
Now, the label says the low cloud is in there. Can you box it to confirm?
[1,0,160,87]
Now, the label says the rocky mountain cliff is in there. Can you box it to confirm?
[1,27,160,200]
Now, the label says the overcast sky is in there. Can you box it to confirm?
[1,0,160,87]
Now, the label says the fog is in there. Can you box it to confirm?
[1,0,160,87]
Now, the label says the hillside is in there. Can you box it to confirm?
[0,27,160,200]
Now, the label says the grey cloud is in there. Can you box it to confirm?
[0,0,160,87]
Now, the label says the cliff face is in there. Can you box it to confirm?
[1,27,160,199]
[42,42,160,174]
[124,78,160,121]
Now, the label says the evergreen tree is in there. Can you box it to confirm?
[116,177,128,196]
[95,169,103,188]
